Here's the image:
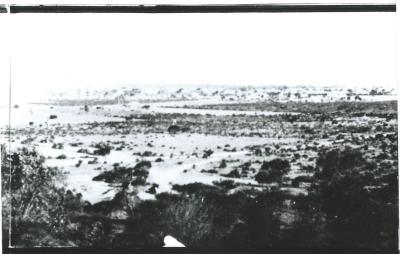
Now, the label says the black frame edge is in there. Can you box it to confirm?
[9,4,397,13]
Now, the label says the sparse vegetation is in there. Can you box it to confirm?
[1,86,397,250]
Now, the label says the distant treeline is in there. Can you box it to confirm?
[180,100,397,114]
[31,99,119,106]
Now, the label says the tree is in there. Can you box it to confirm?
[1,148,85,247]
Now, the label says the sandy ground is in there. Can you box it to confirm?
[1,86,396,203]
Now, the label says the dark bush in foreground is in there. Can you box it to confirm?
[312,147,398,250]
[1,148,86,247]
[291,175,312,188]
[158,194,214,246]
[2,145,397,251]
[255,158,291,184]
[212,180,237,190]
[261,158,290,172]
[172,183,219,194]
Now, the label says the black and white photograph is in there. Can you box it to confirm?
[0,1,398,252]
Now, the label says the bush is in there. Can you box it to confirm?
[202,149,214,159]
[201,169,218,174]
[222,169,240,178]
[52,143,64,149]
[56,154,67,160]
[93,161,150,185]
[261,158,290,172]
[255,171,271,183]
[93,143,112,156]
[134,161,151,170]
[158,194,215,246]
[131,177,146,186]
[255,158,291,183]
[315,147,376,182]
[213,180,237,190]
[172,183,219,194]
[219,159,227,168]
[146,184,158,194]
[1,148,85,247]
[291,175,312,188]
[312,147,398,250]
[167,125,181,134]
[141,151,154,157]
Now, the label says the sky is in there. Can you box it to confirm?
[1,10,397,102]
